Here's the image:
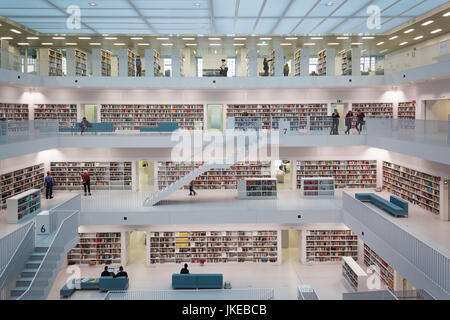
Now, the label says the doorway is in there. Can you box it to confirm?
[425,99,450,120]
[83,104,98,122]
[137,160,155,192]
[273,160,292,190]
[207,105,223,130]
[331,103,346,131]
[128,231,147,264]
[282,229,300,263]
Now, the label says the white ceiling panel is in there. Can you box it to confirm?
[238,0,265,16]
[213,0,237,18]
[234,18,257,34]
[293,18,325,34]
[254,18,278,34]
[309,17,346,34]
[215,18,234,34]
[285,0,320,17]
[261,0,292,17]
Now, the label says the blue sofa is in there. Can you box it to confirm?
[99,276,129,292]
[59,122,115,133]
[355,193,408,217]
[60,276,128,298]
[172,274,223,289]
[140,122,179,132]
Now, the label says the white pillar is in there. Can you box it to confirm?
[247,38,258,77]
[273,38,284,77]
[118,49,128,77]
[144,49,154,77]
[65,48,76,76]
[351,48,361,76]
[440,179,449,221]
[300,47,310,76]
[171,48,181,78]
[0,40,10,69]
[326,48,336,76]
[91,48,101,77]
[38,48,49,76]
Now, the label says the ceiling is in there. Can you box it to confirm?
[0,0,449,36]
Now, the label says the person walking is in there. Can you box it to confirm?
[82,170,91,196]
[189,181,197,196]
[136,55,142,77]
[44,171,54,199]
[344,110,353,135]
[330,109,340,135]
[356,110,365,134]
[263,57,272,76]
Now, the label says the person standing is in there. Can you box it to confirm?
[356,110,365,134]
[136,55,142,77]
[330,109,340,135]
[220,59,228,77]
[283,63,289,76]
[44,171,54,199]
[82,170,91,196]
[344,110,353,135]
[189,181,197,196]
[263,57,272,76]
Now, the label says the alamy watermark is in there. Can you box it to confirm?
[66,5,81,30]
[366,5,381,30]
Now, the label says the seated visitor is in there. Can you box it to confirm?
[114,266,128,278]
[180,263,190,274]
[101,266,114,277]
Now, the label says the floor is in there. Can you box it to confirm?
[47,247,350,300]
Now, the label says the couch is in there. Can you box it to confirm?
[60,276,129,298]
[99,276,129,292]
[59,122,115,133]
[172,274,223,289]
[140,122,179,132]
[355,193,408,217]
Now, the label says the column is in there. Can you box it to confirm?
[272,38,284,77]
[91,48,101,77]
[65,48,76,76]
[38,48,49,76]
[247,38,257,77]
[326,48,336,76]
[144,49,154,77]
[171,40,182,77]
[118,49,128,77]
[351,48,361,76]
[440,180,449,221]
[0,40,9,70]
[300,47,310,76]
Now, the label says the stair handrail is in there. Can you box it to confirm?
[17,210,79,300]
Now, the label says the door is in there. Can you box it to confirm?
[128,231,147,264]
[208,105,223,130]
[331,103,346,131]
[83,104,98,122]
[137,160,155,192]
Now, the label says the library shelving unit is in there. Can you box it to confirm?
[50,161,132,191]
[351,103,393,126]
[307,115,333,133]
[157,161,272,190]
[341,49,352,75]
[226,104,328,131]
[100,104,204,131]
[382,161,440,215]
[301,177,334,198]
[237,178,277,200]
[127,49,136,76]
[318,49,327,76]
[0,103,29,121]
[294,48,301,76]
[34,104,78,128]
[75,49,87,76]
[1,163,44,209]
[101,49,112,76]
[296,160,377,189]
[342,256,368,292]
[301,229,358,264]
[269,50,275,76]
[48,48,63,76]
[153,49,162,76]
[233,116,262,131]
[6,189,41,223]
[398,102,416,119]
[149,230,280,264]
[363,243,395,291]
[179,51,185,77]
[67,232,122,266]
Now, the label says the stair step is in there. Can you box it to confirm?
[10,286,29,296]
[16,277,34,286]
[26,261,41,268]
[34,247,49,253]
[21,268,38,277]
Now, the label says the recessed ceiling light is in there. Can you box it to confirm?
[113,43,126,45]
[89,43,101,45]
[336,37,349,40]
[193,2,201,7]
[156,37,169,40]
[285,37,298,40]
[280,43,292,46]
[400,41,408,46]
[10,29,21,34]
[209,43,221,46]
[404,28,414,34]
[104,37,117,40]
[52,37,65,39]
[327,43,339,45]
[352,42,363,45]
[376,42,384,46]
[78,37,91,39]
[303,43,315,46]
[130,37,143,40]
[380,49,388,53]
[256,43,268,46]
[17,42,29,45]
[183,37,195,40]
[326,1,334,6]
[260,37,272,40]
[1,37,13,40]
[41,42,53,45]
[311,37,323,40]
[362,36,374,39]
[430,29,442,34]
[421,20,433,26]
[443,11,450,17]
[233,43,245,46]
[66,43,78,45]
[26,37,39,40]
[137,43,149,46]
[413,36,423,40]
[361,49,367,53]
[234,37,247,40]
[161,43,173,46]
[185,43,197,46]
[208,37,221,40]
[89,2,96,6]
[389,36,398,40]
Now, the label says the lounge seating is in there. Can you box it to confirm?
[172,274,223,289]
[60,276,129,298]
[99,276,129,292]
[355,193,408,217]
[59,122,114,133]
[140,122,179,132]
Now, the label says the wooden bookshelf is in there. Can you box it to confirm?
[382,161,440,215]
[363,243,395,291]
[149,230,279,264]
[0,103,29,121]
[294,48,301,76]
[398,102,416,119]
[50,161,132,191]
[302,229,358,264]
[1,163,44,209]
[296,160,377,189]
[301,177,334,198]
[67,232,122,265]
[6,189,41,223]
[318,49,327,76]
[100,104,204,131]
[101,49,112,76]
[48,48,63,76]
[341,49,352,75]
[342,256,368,292]
[237,178,277,200]
[75,49,87,76]
[157,161,272,190]
[34,104,77,128]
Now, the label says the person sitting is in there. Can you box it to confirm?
[101,266,114,277]
[80,117,91,135]
[114,266,128,278]
[180,263,189,274]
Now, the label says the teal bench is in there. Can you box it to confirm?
[355,193,408,217]
[140,122,179,132]
[59,122,115,133]
[60,276,128,298]
[172,274,223,289]
[99,276,129,292]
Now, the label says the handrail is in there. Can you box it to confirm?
[0,221,34,273]
[18,210,79,300]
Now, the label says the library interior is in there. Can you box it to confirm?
[0,0,449,302]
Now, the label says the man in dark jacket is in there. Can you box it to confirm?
[80,117,91,135]
[180,263,189,274]
[114,266,128,278]
[263,57,272,76]
[44,171,54,199]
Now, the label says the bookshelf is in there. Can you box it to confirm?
[382,161,440,215]
[341,49,352,75]
[50,161,132,191]
[237,178,277,200]
[157,161,272,190]
[269,50,275,76]
[127,49,136,76]
[100,104,204,131]
[351,103,393,126]
[149,230,279,264]
[0,103,29,121]
[296,160,377,189]
[48,48,63,76]
[101,49,112,76]
[342,256,368,292]
[75,49,87,76]
[179,51,185,77]
[6,189,41,223]
[1,163,44,209]
[294,48,301,76]
[398,102,416,119]
[153,49,162,76]
[318,49,327,76]
[34,104,78,128]
[301,177,334,198]
[307,116,333,133]
[67,232,122,265]
[363,243,395,291]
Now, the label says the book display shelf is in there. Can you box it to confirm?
[341,50,352,75]
[149,230,279,264]
[301,177,334,198]
[101,49,112,76]
[100,104,204,130]
[294,48,301,76]
[153,49,162,76]
[1,163,44,209]
[398,102,416,119]
[382,161,440,215]
[48,48,63,76]
[6,189,41,223]
[127,49,136,76]
[0,103,29,121]
[50,161,132,191]
[34,104,78,127]
[75,49,87,76]
[363,243,395,291]
[227,104,328,131]
[237,178,277,200]
[342,256,368,292]
[351,103,393,126]
[296,160,377,189]
[318,49,327,76]
[302,229,358,264]
[157,161,272,190]
[308,116,333,133]
[67,232,122,265]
